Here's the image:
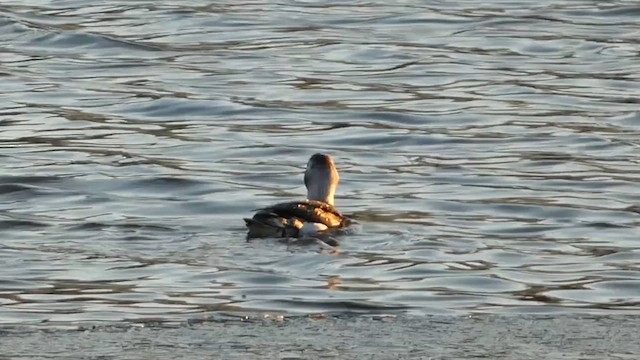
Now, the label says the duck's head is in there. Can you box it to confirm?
[304,153,339,206]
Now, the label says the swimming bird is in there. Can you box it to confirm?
[244,153,350,239]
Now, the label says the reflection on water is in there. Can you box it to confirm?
[1,0,640,324]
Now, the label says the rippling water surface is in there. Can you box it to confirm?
[2,0,640,324]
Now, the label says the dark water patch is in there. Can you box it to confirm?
[565,5,640,21]
[0,183,37,195]
[0,12,162,54]
[65,221,175,232]
[0,175,68,185]
[581,222,633,229]
[112,98,250,120]
[0,219,50,229]
[122,176,210,191]
[239,299,410,315]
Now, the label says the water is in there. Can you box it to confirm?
[1,0,640,324]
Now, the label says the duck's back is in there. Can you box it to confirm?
[244,200,349,239]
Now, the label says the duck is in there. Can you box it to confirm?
[244,153,350,239]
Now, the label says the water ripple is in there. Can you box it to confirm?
[1,0,640,324]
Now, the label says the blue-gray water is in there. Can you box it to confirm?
[1,0,640,324]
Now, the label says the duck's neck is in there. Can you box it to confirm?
[306,179,336,205]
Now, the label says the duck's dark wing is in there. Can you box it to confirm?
[255,200,349,228]
[243,212,301,239]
